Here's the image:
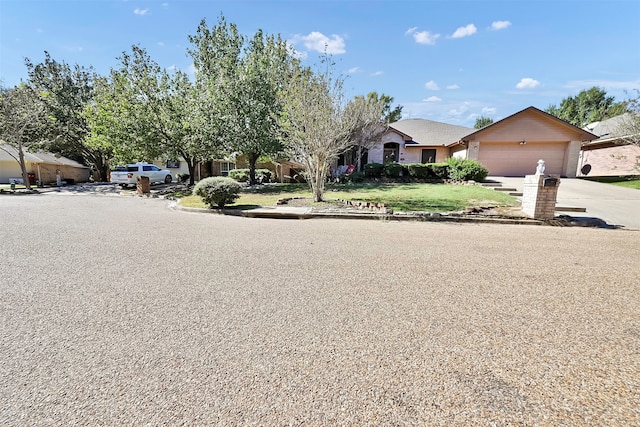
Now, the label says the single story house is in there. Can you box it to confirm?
[372,106,598,177]
[0,144,90,184]
[577,113,640,177]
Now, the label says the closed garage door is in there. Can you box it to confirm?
[477,141,567,176]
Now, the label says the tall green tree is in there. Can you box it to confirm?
[363,92,402,123]
[87,45,216,185]
[474,115,494,129]
[188,17,294,185]
[545,86,627,127]
[24,53,113,181]
[0,84,47,190]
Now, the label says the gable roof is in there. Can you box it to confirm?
[0,144,88,168]
[583,113,638,145]
[456,106,598,145]
[389,119,473,147]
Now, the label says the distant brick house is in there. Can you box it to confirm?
[577,113,640,177]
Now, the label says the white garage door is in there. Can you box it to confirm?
[477,141,567,176]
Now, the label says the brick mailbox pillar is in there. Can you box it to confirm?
[136,176,151,195]
[522,173,560,220]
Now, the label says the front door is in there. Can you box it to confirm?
[384,143,399,163]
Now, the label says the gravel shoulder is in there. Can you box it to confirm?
[1,194,639,426]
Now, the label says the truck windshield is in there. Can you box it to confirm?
[127,166,139,172]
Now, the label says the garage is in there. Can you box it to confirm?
[455,107,598,178]
[477,141,568,176]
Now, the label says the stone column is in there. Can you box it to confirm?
[521,174,560,220]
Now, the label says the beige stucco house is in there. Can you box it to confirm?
[578,113,640,177]
[0,144,90,184]
[368,106,598,177]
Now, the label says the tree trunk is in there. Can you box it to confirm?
[186,158,196,186]
[18,143,32,191]
[248,153,260,185]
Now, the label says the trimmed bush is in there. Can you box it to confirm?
[364,162,384,178]
[345,171,365,183]
[228,168,272,183]
[445,158,489,181]
[429,163,450,179]
[383,162,403,178]
[407,163,430,179]
[193,177,241,208]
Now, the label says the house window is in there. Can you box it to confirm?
[166,159,180,168]
[220,162,236,176]
[383,143,399,163]
[421,149,437,164]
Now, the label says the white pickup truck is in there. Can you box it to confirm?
[110,163,173,187]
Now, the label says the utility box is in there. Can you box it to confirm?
[137,176,151,195]
[522,174,560,220]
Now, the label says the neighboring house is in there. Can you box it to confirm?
[0,144,90,184]
[578,113,640,177]
[366,106,598,177]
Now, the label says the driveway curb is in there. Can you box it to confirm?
[170,202,625,228]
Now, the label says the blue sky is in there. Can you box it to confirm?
[1,0,639,126]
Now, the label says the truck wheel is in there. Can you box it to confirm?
[164,175,172,184]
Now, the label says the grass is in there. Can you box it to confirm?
[582,176,640,190]
[178,182,518,212]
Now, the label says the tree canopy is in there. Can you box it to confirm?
[474,115,494,129]
[545,86,627,127]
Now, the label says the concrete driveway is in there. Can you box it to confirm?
[491,176,640,229]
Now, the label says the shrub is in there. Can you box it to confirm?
[345,171,365,183]
[429,163,450,179]
[193,177,241,208]
[228,168,272,183]
[228,169,249,182]
[383,162,403,178]
[445,158,488,181]
[407,163,430,179]
[364,163,384,178]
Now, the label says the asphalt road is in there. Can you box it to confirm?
[1,193,639,426]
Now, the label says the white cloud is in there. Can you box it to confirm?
[516,77,540,89]
[451,24,477,39]
[405,27,418,35]
[446,84,460,90]
[371,71,384,77]
[134,8,149,15]
[448,102,471,117]
[413,30,440,45]
[491,20,512,30]
[162,2,169,9]
[424,80,440,90]
[292,31,346,54]
[188,63,197,76]
[347,67,360,75]
[157,41,165,47]
[36,28,44,33]
[424,96,442,102]
[482,106,497,115]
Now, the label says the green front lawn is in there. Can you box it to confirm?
[582,176,640,190]
[179,182,518,212]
